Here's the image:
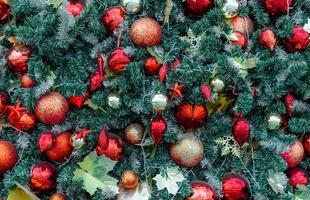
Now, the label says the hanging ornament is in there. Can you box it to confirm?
[169,82,185,100]
[200,84,212,101]
[38,131,55,152]
[6,103,36,131]
[66,1,85,17]
[229,31,247,49]
[7,45,31,74]
[303,133,310,156]
[124,123,144,145]
[259,28,277,51]
[0,92,8,114]
[130,17,162,47]
[50,193,66,200]
[121,170,139,189]
[150,116,167,145]
[261,0,295,16]
[285,93,295,116]
[120,0,141,14]
[107,93,122,109]
[186,181,217,200]
[158,64,169,83]
[222,173,250,200]
[184,0,213,15]
[0,1,9,21]
[265,113,282,130]
[20,74,36,88]
[286,167,309,188]
[29,162,56,192]
[232,114,250,146]
[170,58,182,70]
[90,53,105,92]
[0,141,18,174]
[222,0,239,19]
[151,93,168,112]
[68,91,90,109]
[144,57,161,75]
[169,135,204,168]
[71,129,92,149]
[283,26,309,52]
[101,6,125,33]
[107,48,131,73]
[210,77,225,93]
[175,103,207,130]
[96,130,124,161]
[281,139,304,168]
[35,92,69,125]
[230,16,254,36]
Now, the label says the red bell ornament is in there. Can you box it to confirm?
[222,173,250,200]
[286,167,309,188]
[66,1,85,17]
[150,116,167,145]
[144,57,161,75]
[262,0,295,16]
[259,28,277,51]
[102,6,125,33]
[281,139,304,168]
[175,103,207,130]
[107,48,131,73]
[283,26,309,52]
[6,103,36,131]
[184,0,213,15]
[29,162,56,192]
[7,45,31,74]
[96,130,124,161]
[187,181,217,200]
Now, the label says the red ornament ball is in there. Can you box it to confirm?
[130,17,162,47]
[0,1,9,21]
[96,130,124,161]
[187,181,217,200]
[20,74,36,88]
[50,193,66,200]
[303,133,310,156]
[222,173,250,200]
[66,1,85,17]
[0,141,18,174]
[169,135,204,168]
[0,92,9,114]
[286,167,309,188]
[150,116,167,145]
[107,48,131,73]
[7,45,31,74]
[102,6,125,33]
[29,162,56,192]
[6,103,36,131]
[259,28,277,51]
[184,0,213,15]
[121,170,139,189]
[262,0,295,16]
[144,57,161,75]
[281,139,304,168]
[124,123,144,145]
[232,117,250,146]
[35,92,69,125]
[229,31,247,49]
[175,103,208,130]
[230,16,253,36]
[283,26,309,52]
[38,131,55,152]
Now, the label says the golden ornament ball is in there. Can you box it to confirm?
[50,193,66,200]
[121,170,139,189]
[130,17,162,47]
[230,16,254,36]
[124,123,144,145]
[120,0,141,14]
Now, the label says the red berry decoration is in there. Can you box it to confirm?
[0,141,18,174]
[29,162,56,192]
[150,116,167,145]
[286,167,309,188]
[222,173,250,200]
[230,16,254,36]
[259,28,277,51]
[130,17,162,47]
[303,133,310,156]
[66,1,85,17]
[283,26,310,52]
[144,57,161,75]
[262,0,295,16]
[184,0,213,15]
[68,91,90,109]
[200,84,212,101]
[35,92,69,125]
[0,1,9,21]
[281,139,304,168]
[7,45,31,74]
[96,130,124,161]
[229,31,247,49]
[50,193,67,200]
[158,64,169,83]
[107,48,131,73]
[6,103,36,131]
[20,74,36,88]
[0,92,9,114]
[175,103,208,130]
[102,6,125,33]
[44,132,73,163]
[232,114,250,146]
[285,93,295,116]
[187,181,217,200]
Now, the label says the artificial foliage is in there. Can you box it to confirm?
[0,0,309,200]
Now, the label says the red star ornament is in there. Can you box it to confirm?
[169,82,185,100]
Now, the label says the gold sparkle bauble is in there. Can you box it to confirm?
[210,77,225,93]
[169,135,204,168]
[50,193,66,200]
[121,170,139,189]
[120,0,141,14]
[124,123,144,145]
[107,93,122,109]
[151,93,168,112]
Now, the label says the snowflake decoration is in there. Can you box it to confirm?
[180,29,205,57]
[214,135,249,157]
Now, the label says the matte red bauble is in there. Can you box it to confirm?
[29,162,56,192]
[200,84,212,101]
[121,170,139,189]
[38,131,55,152]
[107,48,131,73]
[231,16,253,36]
[286,167,309,188]
[96,131,124,161]
[6,103,36,131]
[0,1,9,21]
[232,116,250,146]
[50,193,67,200]
[285,93,295,116]
[283,26,309,52]
[150,116,167,145]
[0,141,18,174]
[184,0,213,15]
[169,135,204,168]
[259,28,277,51]
[7,45,31,74]
[35,92,69,125]
[175,103,207,130]
[281,140,304,168]
[0,92,9,114]
[66,1,85,17]
[101,6,125,33]
[222,174,250,200]
[187,181,217,200]
[45,132,73,162]
[303,133,310,156]
[20,74,36,88]
[68,91,90,109]
[130,17,162,47]
[144,57,161,75]
[229,31,247,49]
[262,0,295,16]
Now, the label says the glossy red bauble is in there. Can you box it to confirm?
[303,133,310,156]
[68,91,90,109]
[20,74,36,88]
[232,116,250,146]
[0,1,9,21]
[187,181,217,200]
[285,93,295,116]
[144,57,161,75]
[259,28,277,51]
[107,48,131,73]
[283,26,309,52]
[184,0,213,15]
[29,162,56,192]
[35,92,69,125]
[7,45,31,74]
[0,141,18,174]
[222,174,250,200]
[281,140,304,168]
[101,6,125,33]
[262,0,295,16]
[175,103,207,130]
[286,167,309,188]
[0,92,8,114]
[66,1,85,17]
[200,84,212,101]
[150,116,167,145]
[229,31,247,49]
[96,130,124,161]
[45,132,73,163]
[230,16,253,36]
[6,103,36,131]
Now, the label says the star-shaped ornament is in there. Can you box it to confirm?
[169,82,185,100]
